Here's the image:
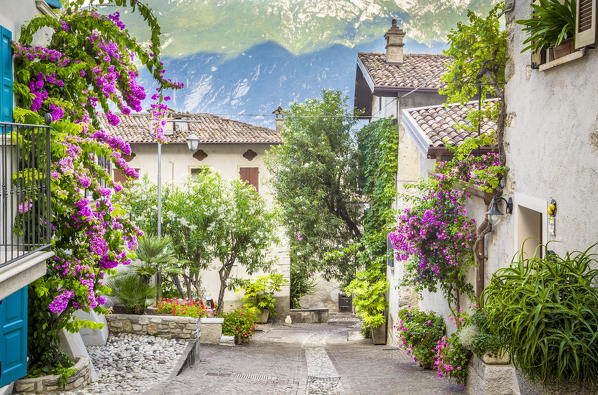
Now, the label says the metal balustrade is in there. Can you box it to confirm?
[0,122,52,268]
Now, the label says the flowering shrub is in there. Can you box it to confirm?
[221,307,258,344]
[12,0,182,378]
[154,298,211,318]
[396,307,445,369]
[434,332,471,386]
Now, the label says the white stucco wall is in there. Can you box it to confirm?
[485,5,598,273]
[0,1,53,44]
[126,142,290,314]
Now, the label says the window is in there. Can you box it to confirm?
[517,205,543,258]
[190,167,208,177]
[239,167,259,192]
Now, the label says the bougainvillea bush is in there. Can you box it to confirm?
[221,307,258,344]
[13,0,181,377]
[154,298,212,318]
[389,135,506,325]
[396,307,446,369]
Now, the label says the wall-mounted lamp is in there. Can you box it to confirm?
[487,196,513,228]
[186,133,200,151]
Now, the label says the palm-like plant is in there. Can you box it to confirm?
[133,234,182,299]
[517,0,577,53]
[106,272,156,314]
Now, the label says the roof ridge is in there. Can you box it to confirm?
[358,52,451,58]
[406,98,500,113]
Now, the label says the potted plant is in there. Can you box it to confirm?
[483,244,598,394]
[233,273,287,323]
[345,269,389,345]
[517,0,577,59]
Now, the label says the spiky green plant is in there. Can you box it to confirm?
[483,243,598,386]
[517,0,577,53]
[106,272,155,314]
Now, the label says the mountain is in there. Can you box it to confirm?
[110,0,496,127]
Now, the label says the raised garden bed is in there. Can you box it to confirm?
[13,357,91,394]
[106,313,200,340]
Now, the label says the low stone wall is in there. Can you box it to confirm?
[289,308,329,323]
[14,356,91,394]
[467,354,517,395]
[106,313,200,340]
[199,317,223,344]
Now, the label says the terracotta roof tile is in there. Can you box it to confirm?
[405,100,498,149]
[358,52,451,90]
[98,112,282,144]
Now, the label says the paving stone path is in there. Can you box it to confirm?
[146,316,465,395]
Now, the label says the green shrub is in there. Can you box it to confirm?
[397,307,446,368]
[221,307,258,344]
[107,271,155,314]
[345,269,388,329]
[483,244,598,386]
[231,273,287,318]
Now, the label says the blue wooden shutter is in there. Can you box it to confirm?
[0,26,12,123]
[0,287,28,386]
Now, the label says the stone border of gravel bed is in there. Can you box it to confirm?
[106,313,200,340]
[13,356,91,394]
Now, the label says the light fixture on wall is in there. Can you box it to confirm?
[186,133,200,151]
[487,195,513,228]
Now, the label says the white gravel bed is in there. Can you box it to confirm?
[62,333,187,394]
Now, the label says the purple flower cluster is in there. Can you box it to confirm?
[389,189,476,279]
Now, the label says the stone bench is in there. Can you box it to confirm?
[289,308,329,323]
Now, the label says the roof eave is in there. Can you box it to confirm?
[401,108,433,157]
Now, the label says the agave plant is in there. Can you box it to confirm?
[483,243,598,386]
[517,0,577,53]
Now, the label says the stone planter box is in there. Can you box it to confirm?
[13,357,91,394]
[289,308,329,323]
[515,369,597,395]
[467,354,516,395]
[199,317,223,344]
[106,313,200,340]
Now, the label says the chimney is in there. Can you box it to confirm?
[272,106,284,132]
[384,19,406,64]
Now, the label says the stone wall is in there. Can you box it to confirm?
[106,314,200,340]
[13,357,91,394]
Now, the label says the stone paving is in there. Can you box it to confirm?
[146,319,465,395]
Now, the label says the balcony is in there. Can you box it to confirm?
[0,122,53,299]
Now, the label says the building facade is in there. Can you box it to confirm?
[102,112,292,317]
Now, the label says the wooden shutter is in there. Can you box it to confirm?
[575,0,597,49]
[0,287,28,386]
[0,26,12,123]
[239,167,259,192]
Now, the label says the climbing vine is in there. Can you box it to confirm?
[13,1,182,377]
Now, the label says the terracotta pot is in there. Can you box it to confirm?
[553,37,574,59]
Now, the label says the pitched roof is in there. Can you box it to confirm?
[357,52,451,91]
[98,112,282,144]
[402,100,499,156]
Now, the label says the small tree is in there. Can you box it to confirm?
[211,176,278,315]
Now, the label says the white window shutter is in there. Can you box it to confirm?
[575,0,597,49]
